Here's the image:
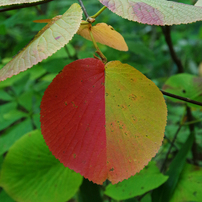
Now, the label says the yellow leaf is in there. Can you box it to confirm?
[77,23,128,51]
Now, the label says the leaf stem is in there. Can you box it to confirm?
[89,29,107,63]
[91,6,107,18]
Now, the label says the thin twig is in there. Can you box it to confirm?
[186,106,198,165]
[161,90,202,106]
[161,26,184,73]
[0,0,54,12]
[160,124,182,172]
[164,135,178,150]
[78,0,89,19]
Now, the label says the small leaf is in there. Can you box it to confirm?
[0,0,43,6]
[104,161,168,200]
[77,22,128,51]
[40,58,167,184]
[0,3,82,81]
[99,0,202,25]
[0,130,83,202]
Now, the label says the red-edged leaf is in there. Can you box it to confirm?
[40,58,107,184]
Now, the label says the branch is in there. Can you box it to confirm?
[78,0,89,19]
[161,90,202,106]
[161,26,184,73]
[0,0,54,12]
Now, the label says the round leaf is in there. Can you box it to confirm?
[0,130,83,202]
[40,58,167,184]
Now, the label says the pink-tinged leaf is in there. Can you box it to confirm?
[99,0,202,25]
[0,4,82,81]
[77,22,128,51]
[40,58,107,184]
[0,0,43,6]
[40,59,167,184]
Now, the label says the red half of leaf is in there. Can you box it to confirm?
[40,58,107,184]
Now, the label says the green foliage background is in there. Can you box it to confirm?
[0,0,202,202]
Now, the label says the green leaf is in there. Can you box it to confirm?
[0,109,28,131]
[0,3,82,81]
[0,155,3,170]
[0,130,83,202]
[128,41,155,61]
[104,161,168,200]
[0,190,15,202]
[99,0,202,25]
[152,133,194,202]
[0,0,45,6]
[17,91,34,111]
[170,164,202,202]
[0,90,13,101]
[32,113,41,129]
[163,73,202,107]
[0,118,33,155]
